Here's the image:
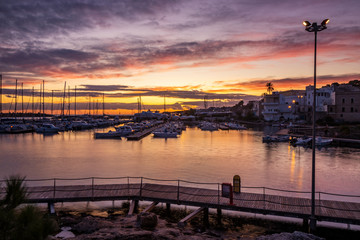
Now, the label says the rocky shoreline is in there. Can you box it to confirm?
[47,203,359,240]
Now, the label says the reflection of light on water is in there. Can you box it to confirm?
[289,145,303,190]
[289,145,295,181]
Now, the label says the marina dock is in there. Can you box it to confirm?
[126,123,164,141]
[275,129,360,148]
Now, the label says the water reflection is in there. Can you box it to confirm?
[0,128,359,196]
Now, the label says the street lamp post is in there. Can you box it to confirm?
[303,19,329,231]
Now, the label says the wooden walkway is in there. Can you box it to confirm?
[126,124,164,141]
[2,182,359,225]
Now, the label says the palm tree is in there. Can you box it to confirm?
[0,176,57,240]
[0,175,27,240]
[266,82,274,95]
[2,175,27,210]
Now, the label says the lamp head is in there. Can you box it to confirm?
[303,21,311,27]
[321,19,330,26]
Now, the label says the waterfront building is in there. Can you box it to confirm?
[327,84,360,122]
[262,91,305,121]
[305,85,334,112]
[261,83,360,123]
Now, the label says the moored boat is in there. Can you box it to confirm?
[36,123,60,134]
[114,125,134,136]
[94,130,122,139]
[152,125,178,138]
[227,122,247,130]
[199,122,218,131]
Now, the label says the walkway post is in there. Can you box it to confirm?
[53,178,56,200]
[127,177,130,196]
[263,187,266,210]
[92,177,94,199]
[140,177,143,199]
[218,183,220,205]
[177,180,180,203]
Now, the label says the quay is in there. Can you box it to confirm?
[1,177,359,227]
[276,129,360,148]
[126,123,164,141]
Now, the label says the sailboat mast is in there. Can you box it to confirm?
[96,100,98,116]
[88,95,91,115]
[51,90,54,115]
[0,74,2,115]
[74,86,77,116]
[164,95,166,113]
[39,83,42,115]
[21,83,24,115]
[102,93,105,116]
[43,80,45,117]
[68,85,70,116]
[32,86,34,117]
[139,96,142,112]
[62,81,66,117]
[14,79,18,119]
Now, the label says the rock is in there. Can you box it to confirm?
[136,212,158,230]
[204,230,221,238]
[61,227,72,231]
[256,231,325,240]
[72,216,114,234]
[121,230,154,240]
[55,229,76,239]
[154,228,181,239]
[60,216,82,226]
[74,230,120,240]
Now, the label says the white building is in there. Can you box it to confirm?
[262,91,305,121]
[305,85,334,112]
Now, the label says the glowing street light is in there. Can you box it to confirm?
[303,19,329,231]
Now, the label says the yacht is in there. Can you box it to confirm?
[36,123,60,134]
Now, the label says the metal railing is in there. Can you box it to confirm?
[1,177,360,215]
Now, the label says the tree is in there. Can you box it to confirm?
[0,175,27,240]
[266,82,274,94]
[2,175,27,210]
[0,176,58,240]
[349,80,360,87]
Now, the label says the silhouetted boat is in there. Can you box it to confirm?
[94,130,122,139]
[36,123,59,133]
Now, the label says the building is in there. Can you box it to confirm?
[261,82,360,123]
[262,91,305,121]
[327,84,360,122]
[305,85,334,112]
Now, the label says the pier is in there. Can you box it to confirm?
[276,129,360,148]
[1,177,359,227]
[126,123,164,141]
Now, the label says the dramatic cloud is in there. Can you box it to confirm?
[221,74,360,94]
[1,0,360,114]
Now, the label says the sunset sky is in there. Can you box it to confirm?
[1,0,360,114]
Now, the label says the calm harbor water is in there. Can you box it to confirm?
[1,127,359,197]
